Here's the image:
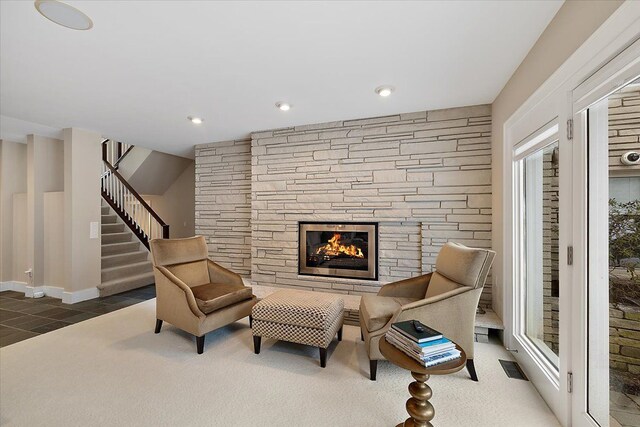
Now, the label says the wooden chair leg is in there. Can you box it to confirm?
[337,326,343,341]
[467,359,478,381]
[360,329,364,341]
[253,336,261,354]
[249,314,253,328]
[370,360,378,381]
[319,347,327,368]
[154,319,163,334]
[196,335,205,354]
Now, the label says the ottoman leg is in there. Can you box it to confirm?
[253,336,261,354]
[337,325,343,342]
[319,347,327,368]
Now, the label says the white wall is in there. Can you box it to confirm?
[12,193,28,283]
[26,135,64,286]
[0,140,27,282]
[63,128,102,300]
[44,192,65,287]
[490,0,624,320]
[144,161,195,238]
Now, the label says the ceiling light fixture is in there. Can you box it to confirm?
[275,102,291,111]
[188,116,203,125]
[34,0,93,31]
[375,86,395,97]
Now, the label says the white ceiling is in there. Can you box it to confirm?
[0,1,563,158]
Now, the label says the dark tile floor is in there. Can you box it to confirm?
[0,285,156,348]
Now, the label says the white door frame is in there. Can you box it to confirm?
[570,40,640,427]
[501,4,640,426]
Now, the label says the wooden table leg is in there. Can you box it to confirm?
[396,371,435,427]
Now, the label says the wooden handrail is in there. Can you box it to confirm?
[102,139,134,170]
[113,145,134,168]
[102,161,169,229]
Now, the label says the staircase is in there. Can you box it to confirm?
[99,140,169,297]
[99,201,154,296]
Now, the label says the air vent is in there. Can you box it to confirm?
[499,360,528,381]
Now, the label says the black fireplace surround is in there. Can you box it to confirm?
[299,222,378,280]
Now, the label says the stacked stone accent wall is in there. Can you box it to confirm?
[195,139,252,276]
[250,105,493,305]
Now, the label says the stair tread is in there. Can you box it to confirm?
[99,271,154,287]
[101,260,151,273]
[101,251,147,260]
[101,241,138,246]
[101,231,130,236]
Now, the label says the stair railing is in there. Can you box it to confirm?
[101,160,169,248]
[102,139,133,170]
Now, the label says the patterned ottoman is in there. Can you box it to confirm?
[251,290,344,367]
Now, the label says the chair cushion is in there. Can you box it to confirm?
[359,295,418,332]
[166,260,209,288]
[191,283,253,314]
[434,242,493,288]
[425,272,464,298]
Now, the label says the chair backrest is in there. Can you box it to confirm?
[150,236,210,288]
[425,242,496,298]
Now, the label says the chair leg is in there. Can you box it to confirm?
[467,359,478,382]
[196,335,205,354]
[319,347,327,368]
[249,314,253,328]
[253,336,261,354]
[337,325,343,342]
[360,329,364,341]
[154,319,163,334]
[370,360,378,381]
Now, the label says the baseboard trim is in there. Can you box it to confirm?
[63,287,99,304]
[0,281,99,304]
[0,281,28,292]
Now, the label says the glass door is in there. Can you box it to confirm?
[570,39,640,426]
[582,79,640,427]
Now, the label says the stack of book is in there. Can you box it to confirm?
[386,320,461,367]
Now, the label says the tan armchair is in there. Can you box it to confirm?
[150,236,257,354]
[359,242,495,380]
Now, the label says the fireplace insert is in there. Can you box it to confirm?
[299,222,378,280]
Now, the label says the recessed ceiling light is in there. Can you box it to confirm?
[34,0,93,31]
[375,86,395,97]
[276,102,291,111]
[188,116,203,124]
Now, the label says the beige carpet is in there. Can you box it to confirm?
[0,300,560,427]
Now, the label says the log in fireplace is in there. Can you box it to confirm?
[299,222,378,280]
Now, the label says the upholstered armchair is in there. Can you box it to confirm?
[150,236,257,354]
[359,242,495,380]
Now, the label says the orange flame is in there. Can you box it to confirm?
[316,233,364,258]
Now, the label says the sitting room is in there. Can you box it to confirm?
[1,1,639,426]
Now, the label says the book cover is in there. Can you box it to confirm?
[391,320,443,343]
[387,329,455,354]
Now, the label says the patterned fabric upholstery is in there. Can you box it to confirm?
[251,290,344,349]
[252,290,344,329]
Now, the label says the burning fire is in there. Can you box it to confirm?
[316,233,364,258]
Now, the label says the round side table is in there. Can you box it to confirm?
[380,336,467,427]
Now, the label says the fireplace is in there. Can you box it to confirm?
[299,222,378,280]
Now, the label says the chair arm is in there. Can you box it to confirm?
[377,273,433,299]
[155,266,204,319]
[207,260,244,286]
